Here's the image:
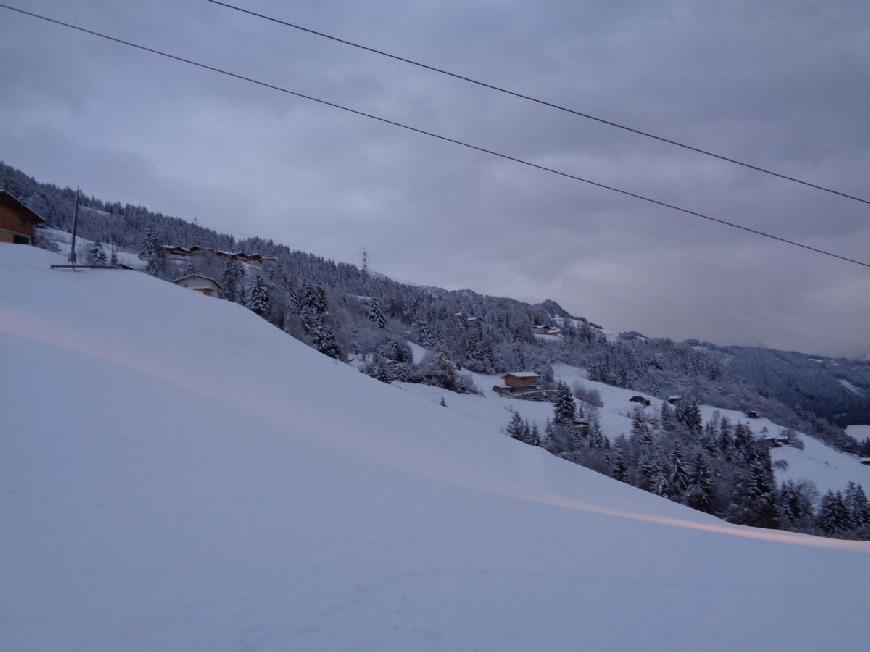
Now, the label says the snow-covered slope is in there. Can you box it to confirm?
[36,226,145,270]
[2,244,869,652]
[846,424,870,443]
[400,359,870,497]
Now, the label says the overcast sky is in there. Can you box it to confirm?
[2,0,868,357]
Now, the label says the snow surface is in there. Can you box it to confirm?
[2,244,870,652]
[846,425,870,443]
[839,378,864,395]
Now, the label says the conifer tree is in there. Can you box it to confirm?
[733,423,754,460]
[844,482,869,529]
[817,491,850,535]
[88,239,106,265]
[246,275,271,316]
[776,480,817,530]
[668,450,691,499]
[611,447,628,481]
[141,227,164,276]
[221,260,243,303]
[685,453,714,513]
[368,300,386,328]
[587,413,608,449]
[305,316,340,359]
[506,411,527,440]
[552,383,577,425]
[527,423,542,447]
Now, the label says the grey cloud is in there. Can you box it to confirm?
[1,0,868,357]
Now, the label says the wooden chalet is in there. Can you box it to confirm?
[163,246,276,265]
[493,372,541,396]
[760,432,789,448]
[174,274,222,298]
[861,458,870,466]
[162,245,195,257]
[746,410,760,419]
[629,395,651,407]
[667,395,682,405]
[0,190,44,245]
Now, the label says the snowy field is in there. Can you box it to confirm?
[36,226,145,270]
[846,424,870,443]
[2,244,870,652]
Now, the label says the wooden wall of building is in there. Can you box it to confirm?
[0,204,36,243]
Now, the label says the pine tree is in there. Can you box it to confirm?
[308,318,341,359]
[611,447,628,481]
[630,408,653,447]
[301,284,328,315]
[817,491,851,535]
[685,453,714,513]
[733,423,754,460]
[718,418,734,460]
[552,383,576,425]
[668,449,691,499]
[246,275,271,316]
[527,423,542,447]
[548,384,584,454]
[141,227,164,276]
[505,412,540,446]
[221,260,243,303]
[88,239,106,265]
[637,441,668,495]
[776,480,816,530]
[587,413,608,449]
[738,448,779,528]
[702,420,718,454]
[844,482,869,530]
[506,411,527,440]
[364,354,392,382]
[675,398,702,434]
[368,300,386,328]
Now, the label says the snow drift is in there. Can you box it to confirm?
[2,244,869,651]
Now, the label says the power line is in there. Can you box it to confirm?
[1,3,867,271]
[204,0,869,207]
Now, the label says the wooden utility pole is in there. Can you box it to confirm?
[361,248,368,276]
[69,188,80,263]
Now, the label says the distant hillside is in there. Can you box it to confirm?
[2,160,867,452]
[722,346,870,427]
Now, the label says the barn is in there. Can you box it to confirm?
[0,191,43,245]
[174,274,222,298]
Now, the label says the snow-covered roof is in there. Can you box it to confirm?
[0,190,44,223]
[761,432,787,440]
[174,274,222,289]
[503,371,540,379]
